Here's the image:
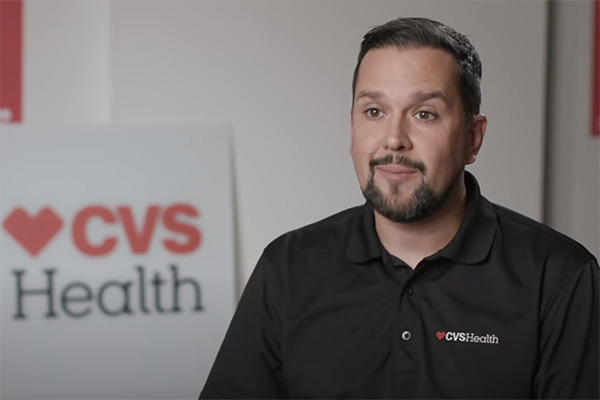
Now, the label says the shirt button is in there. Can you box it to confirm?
[401,330,411,341]
[407,288,414,296]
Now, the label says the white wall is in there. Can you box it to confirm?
[547,0,600,258]
[18,1,551,289]
[24,0,110,123]
[110,0,548,289]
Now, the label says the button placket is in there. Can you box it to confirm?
[393,278,418,374]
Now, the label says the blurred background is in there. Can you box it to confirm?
[1,0,598,399]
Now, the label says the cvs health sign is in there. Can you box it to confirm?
[0,126,236,399]
[5,203,204,319]
[4,203,201,258]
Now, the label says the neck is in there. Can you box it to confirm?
[374,175,468,269]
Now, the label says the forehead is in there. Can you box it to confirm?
[354,46,460,99]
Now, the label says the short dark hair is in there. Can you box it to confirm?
[352,17,482,119]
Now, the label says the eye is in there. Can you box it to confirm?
[365,108,384,120]
[415,110,437,121]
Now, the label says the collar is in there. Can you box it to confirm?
[345,201,382,263]
[345,172,497,265]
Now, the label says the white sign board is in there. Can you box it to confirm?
[1,126,236,399]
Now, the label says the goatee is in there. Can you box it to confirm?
[362,154,456,223]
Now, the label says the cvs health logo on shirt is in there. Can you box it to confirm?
[436,330,500,344]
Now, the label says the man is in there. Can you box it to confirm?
[200,17,599,399]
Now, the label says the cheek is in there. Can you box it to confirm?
[350,146,372,184]
[351,131,378,158]
[424,142,465,182]
[350,132,368,161]
[418,138,450,169]
[351,150,367,172]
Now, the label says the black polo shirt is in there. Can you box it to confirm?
[201,173,599,399]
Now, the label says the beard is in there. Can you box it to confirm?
[361,154,457,223]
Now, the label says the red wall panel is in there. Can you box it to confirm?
[0,0,23,123]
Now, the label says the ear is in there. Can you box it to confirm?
[465,114,487,165]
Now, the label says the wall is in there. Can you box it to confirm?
[110,1,548,288]
[546,0,600,257]
[24,0,110,123]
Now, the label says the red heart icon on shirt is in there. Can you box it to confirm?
[3,207,63,257]
[436,331,446,340]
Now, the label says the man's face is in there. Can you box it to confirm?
[351,46,483,223]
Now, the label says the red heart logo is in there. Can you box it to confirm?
[436,331,446,340]
[3,207,63,257]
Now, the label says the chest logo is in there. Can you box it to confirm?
[436,330,499,344]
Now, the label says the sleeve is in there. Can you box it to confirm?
[534,257,599,399]
[199,248,287,399]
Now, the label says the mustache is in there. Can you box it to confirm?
[369,154,426,174]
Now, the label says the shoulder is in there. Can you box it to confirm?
[488,201,598,307]
[491,202,595,266]
[262,205,363,260]
[254,206,365,300]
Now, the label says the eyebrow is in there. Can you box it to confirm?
[354,90,385,102]
[354,89,449,104]
[410,90,448,104]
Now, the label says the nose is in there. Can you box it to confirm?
[384,116,412,151]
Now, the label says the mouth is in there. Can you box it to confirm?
[377,164,417,174]
[369,154,424,184]
[375,164,418,182]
